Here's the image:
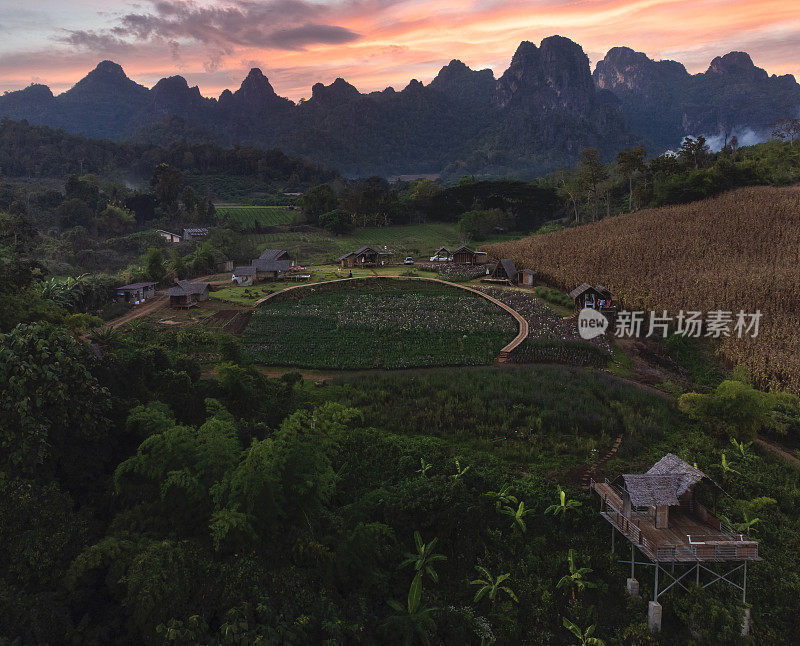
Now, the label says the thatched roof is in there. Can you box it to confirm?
[647,453,708,496]
[621,474,681,507]
[620,453,720,507]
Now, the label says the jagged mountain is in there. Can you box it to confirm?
[594,47,800,149]
[1,37,798,176]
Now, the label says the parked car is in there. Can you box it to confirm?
[429,254,451,262]
[404,256,415,265]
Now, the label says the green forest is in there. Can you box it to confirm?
[3,322,800,644]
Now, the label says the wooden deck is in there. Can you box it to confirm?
[592,481,760,562]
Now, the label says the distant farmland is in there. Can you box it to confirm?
[485,186,800,394]
[216,205,299,228]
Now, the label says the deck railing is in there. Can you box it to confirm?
[592,479,759,561]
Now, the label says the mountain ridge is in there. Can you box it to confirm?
[2,37,798,177]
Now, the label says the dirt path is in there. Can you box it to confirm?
[107,293,167,328]
[755,437,800,468]
[106,275,221,329]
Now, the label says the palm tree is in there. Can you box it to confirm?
[385,573,438,645]
[470,566,518,604]
[556,550,597,601]
[400,531,447,583]
[451,458,470,482]
[563,618,606,646]
[486,484,518,509]
[499,500,535,533]
[545,488,581,518]
[416,458,432,478]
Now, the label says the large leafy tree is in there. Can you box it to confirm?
[0,322,111,482]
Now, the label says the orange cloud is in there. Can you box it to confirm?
[0,0,797,99]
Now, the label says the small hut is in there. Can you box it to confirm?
[431,246,452,261]
[569,283,614,312]
[490,259,518,284]
[232,266,256,286]
[252,258,294,280]
[519,269,536,287]
[116,281,157,304]
[166,280,210,308]
[338,246,392,268]
[452,245,488,265]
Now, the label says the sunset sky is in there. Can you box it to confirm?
[1,0,798,101]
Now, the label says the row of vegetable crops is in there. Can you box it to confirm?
[242,280,517,369]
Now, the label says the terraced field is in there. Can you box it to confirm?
[242,279,516,369]
[216,205,299,228]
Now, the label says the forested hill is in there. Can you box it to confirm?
[0,118,338,190]
[3,36,799,178]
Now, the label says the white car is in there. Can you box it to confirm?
[404,257,415,265]
[429,254,451,262]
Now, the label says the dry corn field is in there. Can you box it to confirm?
[485,186,800,393]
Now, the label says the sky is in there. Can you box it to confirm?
[0,0,798,101]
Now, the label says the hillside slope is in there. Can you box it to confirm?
[485,186,800,392]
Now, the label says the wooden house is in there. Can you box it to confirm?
[116,281,157,304]
[452,245,488,265]
[569,283,614,312]
[491,259,518,284]
[251,258,294,280]
[338,246,392,268]
[592,454,758,562]
[166,280,210,308]
[232,266,256,286]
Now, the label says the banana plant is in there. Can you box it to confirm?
[385,573,438,646]
[416,458,433,478]
[720,452,741,476]
[556,549,597,601]
[470,566,518,604]
[451,458,470,482]
[545,487,581,518]
[400,531,447,583]
[721,512,761,537]
[498,500,535,533]
[729,437,754,462]
[486,484,518,509]
[563,618,606,646]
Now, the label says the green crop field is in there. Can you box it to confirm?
[244,223,521,265]
[242,279,516,369]
[216,205,299,227]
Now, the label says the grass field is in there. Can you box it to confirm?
[210,266,421,305]
[216,205,299,227]
[242,279,516,369]
[245,223,521,265]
